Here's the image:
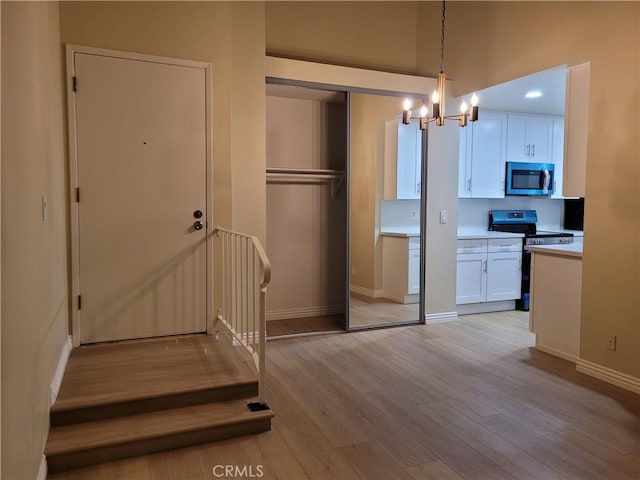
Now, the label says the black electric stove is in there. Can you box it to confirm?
[488,210,573,310]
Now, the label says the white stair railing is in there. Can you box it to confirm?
[213,227,271,407]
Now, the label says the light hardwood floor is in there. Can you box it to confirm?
[348,295,419,328]
[50,311,639,479]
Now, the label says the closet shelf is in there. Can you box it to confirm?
[266,168,345,198]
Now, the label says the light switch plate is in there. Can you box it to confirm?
[440,210,448,224]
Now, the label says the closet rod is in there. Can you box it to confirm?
[265,168,345,198]
[266,167,344,176]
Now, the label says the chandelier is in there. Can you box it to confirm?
[402,0,478,130]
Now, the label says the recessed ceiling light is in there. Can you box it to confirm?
[525,90,543,99]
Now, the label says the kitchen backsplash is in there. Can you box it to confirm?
[380,197,564,232]
[380,199,420,230]
[458,197,564,230]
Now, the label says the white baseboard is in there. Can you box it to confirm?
[535,343,580,364]
[349,285,385,299]
[50,335,73,407]
[402,293,419,304]
[576,358,640,394]
[37,455,47,480]
[425,311,458,324]
[266,305,345,321]
[380,292,404,304]
[456,300,516,316]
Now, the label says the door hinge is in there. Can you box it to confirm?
[72,76,77,92]
[77,295,82,310]
[75,187,80,203]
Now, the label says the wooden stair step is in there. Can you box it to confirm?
[51,333,259,426]
[50,378,258,426]
[45,399,274,472]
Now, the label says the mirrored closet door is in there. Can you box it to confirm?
[347,92,426,330]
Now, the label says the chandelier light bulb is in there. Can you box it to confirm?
[460,101,468,114]
[431,90,440,104]
[470,92,479,107]
[420,105,428,117]
[402,99,413,124]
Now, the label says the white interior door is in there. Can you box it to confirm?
[71,49,209,344]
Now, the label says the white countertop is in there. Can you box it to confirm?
[527,243,583,258]
[537,227,584,237]
[380,228,420,238]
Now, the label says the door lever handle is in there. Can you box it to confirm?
[193,220,203,231]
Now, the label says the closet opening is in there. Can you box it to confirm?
[265,83,348,338]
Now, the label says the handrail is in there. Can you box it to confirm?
[213,227,271,407]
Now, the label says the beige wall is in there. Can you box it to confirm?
[59,1,267,242]
[266,95,347,315]
[433,1,639,377]
[266,1,419,75]
[1,3,69,478]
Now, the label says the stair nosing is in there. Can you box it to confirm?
[46,401,274,456]
[51,377,258,412]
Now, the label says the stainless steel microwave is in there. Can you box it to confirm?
[505,161,554,196]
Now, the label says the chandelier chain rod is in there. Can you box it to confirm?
[440,0,446,74]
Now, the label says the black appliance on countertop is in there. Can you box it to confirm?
[564,198,584,231]
[488,210,573,311]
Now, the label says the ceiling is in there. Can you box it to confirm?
[266,65,568,117]
[466,65,567,116]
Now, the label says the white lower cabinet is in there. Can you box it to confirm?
[456,251,486,304]
[407,243,420,295]
[486,251,522,301]
[456,238,522,306]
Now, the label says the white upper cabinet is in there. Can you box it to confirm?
[459,111,508,198]
[396,119,422,199]
[384,117,421,200]
[506,114,554,163]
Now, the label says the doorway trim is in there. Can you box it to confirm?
[266,57,437,331]
[65,44,213,347]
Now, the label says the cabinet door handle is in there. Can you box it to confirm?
[467,179,471,192]
[526,144,530,157]
[483,260,488,273]
[416,182,421,195]
[532,144,536,157]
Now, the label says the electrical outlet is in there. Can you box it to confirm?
[440,210,448,224]
[410,210,419,219]
[606,335,617,351]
